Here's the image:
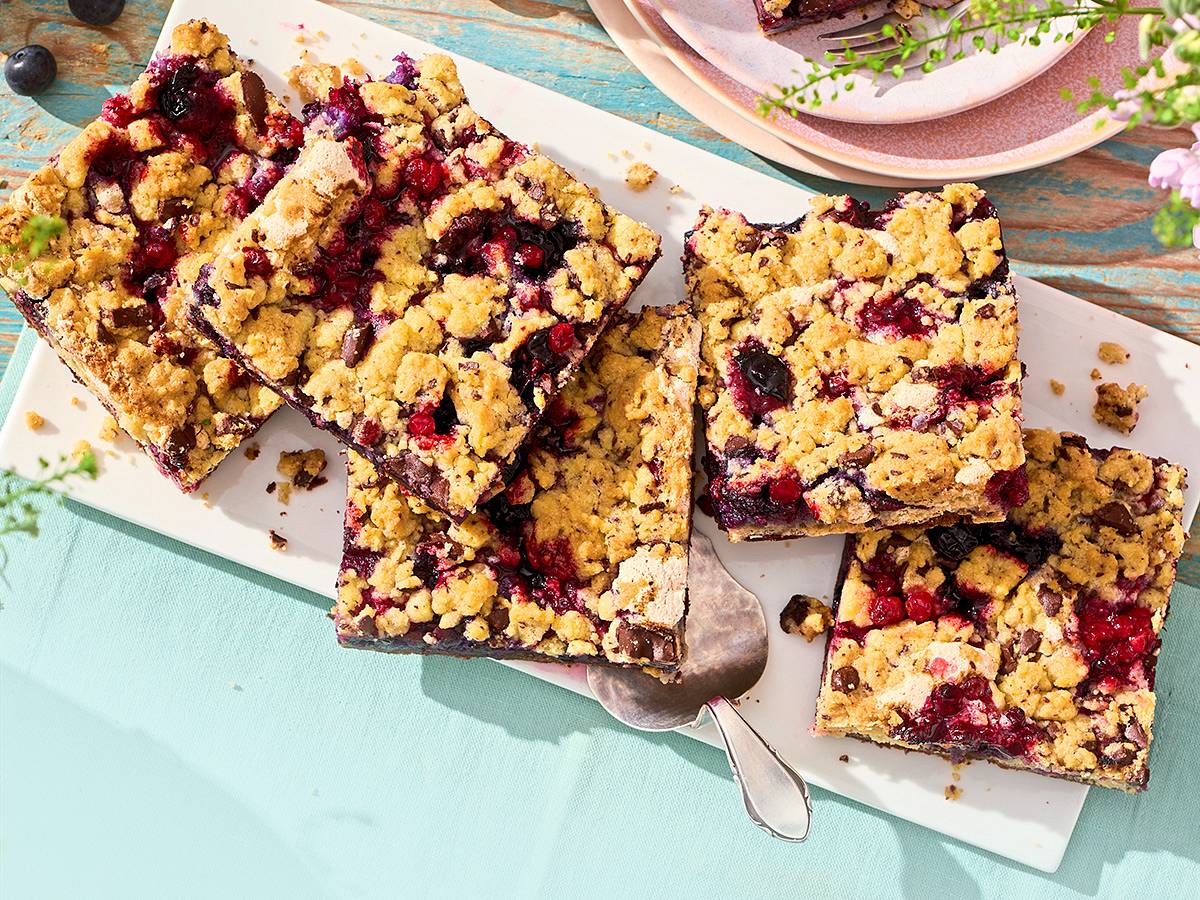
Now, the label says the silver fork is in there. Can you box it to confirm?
[819,0,972,68]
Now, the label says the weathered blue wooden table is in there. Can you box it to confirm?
[1,0,1197,578]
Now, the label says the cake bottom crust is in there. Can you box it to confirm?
[723,505,1006,542]
[817,727,1148,792]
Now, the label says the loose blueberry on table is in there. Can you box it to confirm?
[813,428,1188,791]
[687,185,1026,541]
[190,52,662,519]
[0,20,302,490]
[334,306,700,675]
[4,45,58,96]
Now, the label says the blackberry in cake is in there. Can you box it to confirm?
[0,21,302,490]
[686,185,1026,541]
[190,53,661,519]
[814,429,1187,791]
[335,305,699,674]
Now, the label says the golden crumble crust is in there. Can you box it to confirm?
[0,20,301,491]
[334,305,700,673]
[686,186,1026,541]
[814,428,1187,791]
[191,53,661,519]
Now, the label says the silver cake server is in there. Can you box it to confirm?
[588,532,812,841]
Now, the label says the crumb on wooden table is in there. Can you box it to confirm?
[1098,341,1130,365]
[944,784,962,800]
[624,161,658,192]
[98,416,121,442]
[268,530,288,551]
[24,411,45,431]
[779,593,833,641]
[1094,382,1148,434]
[1090,368,1102,380]
[244,443,261,461]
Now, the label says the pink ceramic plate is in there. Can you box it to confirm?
[589,0,922,186]
[653,0,1090,124]
[628,0,1159,182]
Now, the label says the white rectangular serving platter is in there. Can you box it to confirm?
[2,0,1199,873]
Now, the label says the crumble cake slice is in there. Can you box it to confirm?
[814,428,1188,791]
[190,53,662,519]
[754,0,876,34]
[0,20,302,490]
[686,185,1026,541]
[335,305,699,675]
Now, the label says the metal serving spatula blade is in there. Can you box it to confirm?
[588,532,812,842]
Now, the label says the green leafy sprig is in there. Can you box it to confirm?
[0,450,98,572]
[0,214,66,286]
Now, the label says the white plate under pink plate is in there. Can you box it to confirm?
[628,0,1152,182]
[3,0,1200,873]
[650,0,1089,124]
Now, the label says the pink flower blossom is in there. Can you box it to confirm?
[1148,124,1200,208]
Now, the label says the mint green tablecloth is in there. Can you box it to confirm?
[1,328,1196,899]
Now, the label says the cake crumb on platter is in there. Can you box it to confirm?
[268,530,288,551]
[1090,368,1102,380]
[625,161,658,192]
[24,411,45,431]
[1049,379,1065,396]
[1094,382,1148,434]
[1098,341,1129,364]
[244,443,261,461]
[278,449,328,491]
[944,784,962,801]
[70,396,82,408]
[779,594,833,641]
[838,754,850,763]
[98,416,121,442]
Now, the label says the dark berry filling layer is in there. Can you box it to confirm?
[892,675,1044,761]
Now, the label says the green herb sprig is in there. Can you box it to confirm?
[0,450,99,573]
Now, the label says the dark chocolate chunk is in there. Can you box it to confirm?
[616,622,677,663]
[241,70,268,132]
[163,423,196,466]
[830,665,860,693]
[487,605,510,634]
[839,446,874,466]
[103,304,156,329]
[214,413,252,436]
[1100,742,1135,767]
[1125,720,1149,748]
[341,322,373,367]
[1038,584,1063,617]
[1092,501,1137,536]
[1017,628,1041,657]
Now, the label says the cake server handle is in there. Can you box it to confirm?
[706,695,813,842]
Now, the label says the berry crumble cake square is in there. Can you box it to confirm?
[190,53,661,519]
[687,185,1027,541]
[753,0,876,34]
[0,21,302,491]
[335,305,700,674]
[814,429,1188,791]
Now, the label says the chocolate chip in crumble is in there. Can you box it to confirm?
[1017,628,1041,657]
[163,424,196,465]
[1092,501,1137,536]
[487,605,510,634]
[839,446,874,466]
[616,622,677,663]
[1038,585,1063,617]
[1125,720,1149,748]
[341,322,373,367]
[241,70,268,132]
[103,304,156,329]
[830,666,860,693]
[975,303,996,319]
[1100,742,1135,767]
